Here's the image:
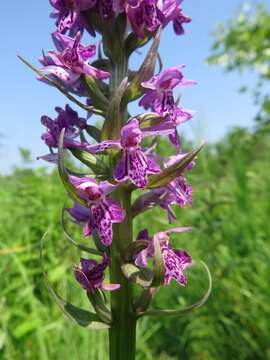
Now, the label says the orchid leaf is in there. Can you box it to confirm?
[123,240,149,262]
[69,148,109,179]
[124,28,161,102]
[18,55,93,113]
[93,231,108,254]
[151,236,164,287]
[147,143,205,189]
[138,261,212,318]
[58,130,86,205]
[85,125,101,142]
[134,287,160,315]
[125,33,152,57]
[91,59,111,73]
[121,263,153,288]
[137,112,164,129]
[157,52,163,74]
[40,233,110,330]
[101,77,129,140]
[87,289,112,325]
[83,75,109,112]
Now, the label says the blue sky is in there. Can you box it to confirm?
[0,1,266,173]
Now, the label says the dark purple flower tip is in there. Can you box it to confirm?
[161,0,191,36]
[40,104,86,150]
[74,253,120,292]
[39,31,110,92]
[49,0,96,35]
[125,0,161,38]
[134,228,192,286]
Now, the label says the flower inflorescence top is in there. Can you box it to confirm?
[49,0,191,38]
[38,0,196,295]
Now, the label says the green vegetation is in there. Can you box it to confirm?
[208,3,270,127]
[1,124,270,359]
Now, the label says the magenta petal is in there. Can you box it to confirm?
[114,154,128,182]
[165,227,193,235]
[136,229,150,241]
[40,65,80,84]
[91,205,113,246]
[99,181,118,196]
[84,140,121,153]
[37,153,58,163]
[135,248,149,268]
[101,283,121,291]
[80,258,97,272]
[106,198,126,223]
[83,220,94,237]
[67,202,89,223]
[81,63,111,79]
[74,267,91,290]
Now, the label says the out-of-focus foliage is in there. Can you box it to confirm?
[1,125,270,359]
[208,2,270,128]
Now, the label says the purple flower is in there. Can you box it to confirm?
[123,0,191,39]
[140,66,196,150]
[49,0,96,36]
[132,152,194,222]
[39,32,110,92]
[81,118,174,188]
[68,176,125,246]
[74,253,120,293]
[124,0,161,39]
[39,104,86,160]
[85,0,122,20]
[113,118,162,188]
[161,0,192,35]
[135,227,192,286]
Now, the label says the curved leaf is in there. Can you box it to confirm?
[137,112,164,129]
[147,143,205,189]
[40,233,110,330]
[123,240,149,262]
[87,289,112,325]
[57,129,87,205]
[86,125,101,142]
[124,28,161,102]
[138,261,212,318]
[151,236,164,287]
[121,263,153,288]
[134,287,160,314]
[18,55,94,113]
[70,148,109,179]
[125,33,152,57]
[83,75,109,112]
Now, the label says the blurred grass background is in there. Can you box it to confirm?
[1,2,270,359]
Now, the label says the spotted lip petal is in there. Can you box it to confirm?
[67,177,125,246]
[113,118,161,188]
[134,229,192,286]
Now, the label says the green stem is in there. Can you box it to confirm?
[108,51,136,359]
[109,188,136,360]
